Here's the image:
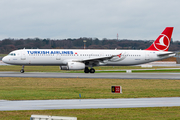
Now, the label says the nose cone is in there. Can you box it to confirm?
[2,56,8,63]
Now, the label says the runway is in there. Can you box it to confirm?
[0,72,180,79]
[0,97,180,111]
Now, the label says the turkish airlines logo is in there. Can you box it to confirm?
[117,53,122,58]
[153,34,170,51]
[110,53,126,62]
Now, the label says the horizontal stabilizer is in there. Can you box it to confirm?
[157,52,175,57]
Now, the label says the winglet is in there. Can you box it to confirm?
[145,27,174,51]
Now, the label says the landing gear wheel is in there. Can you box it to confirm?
[20,65,25,73]
[90,68,95,73]
[20,69,24,73]
[84,67,89,73]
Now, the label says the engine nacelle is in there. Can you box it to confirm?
[60,62,85,70]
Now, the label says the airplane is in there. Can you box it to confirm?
[2,27,175,73]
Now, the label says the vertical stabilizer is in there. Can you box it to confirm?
[146,27,173,51]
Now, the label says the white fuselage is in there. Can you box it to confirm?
[2,49,175,66]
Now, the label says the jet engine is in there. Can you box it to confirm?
[60,62,85,70]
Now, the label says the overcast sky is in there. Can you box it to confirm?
[0,0,179,40]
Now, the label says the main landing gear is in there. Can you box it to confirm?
[84,67,95,73]
[20,65,25,73]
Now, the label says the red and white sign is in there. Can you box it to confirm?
[111,86,122,93]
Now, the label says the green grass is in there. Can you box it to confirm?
[0,65,62,72]
[133,69,180,73]
[96,69,180,73]
[0,107,180,120]
[0,77,180,100]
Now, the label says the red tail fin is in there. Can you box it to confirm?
[146,27,174,51]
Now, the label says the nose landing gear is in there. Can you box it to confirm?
[20,65,25,73]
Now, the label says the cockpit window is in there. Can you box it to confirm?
[8,53,16,56]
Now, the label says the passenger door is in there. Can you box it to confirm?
[21,51,26,60]
[56,54,61,60]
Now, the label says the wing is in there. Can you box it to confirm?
[71,54,119,66]
[74,55,116,62]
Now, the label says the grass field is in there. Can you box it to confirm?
[0,77,180,100]
[0,107,180,120]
